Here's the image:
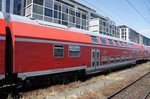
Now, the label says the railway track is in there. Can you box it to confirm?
[143,90,150,99]
[107,72,150,99]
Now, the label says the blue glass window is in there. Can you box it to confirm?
[108,39,114,46]
[44,8,53,17]
[54,11,58,18]
[119,41,124,46]
[100,38,107,45]
[91,36,98,43]
[114,40,119,46]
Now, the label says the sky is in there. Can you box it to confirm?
[78,0,150,38]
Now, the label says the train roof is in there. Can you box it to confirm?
[0,12,6,35]
[4,13,150,49]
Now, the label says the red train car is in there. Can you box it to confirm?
[0,12,6,80]
[4,14,150,81]
[5,14,137,80]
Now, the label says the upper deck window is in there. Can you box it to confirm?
[119,41,124,46]
[100,37,107,45]
[124,42,127,47]
[108,39,114,46]
[90,36,98,43]
[114,40,119,46]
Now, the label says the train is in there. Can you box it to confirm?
[0,12,150,89]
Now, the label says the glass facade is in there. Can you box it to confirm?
[118,25,150,45]
[13,0,23,15]
[6,0,10,13]
[0,0,24,15]
[89,18,119,38]
[25,0,89,30]
[0,0,2,11]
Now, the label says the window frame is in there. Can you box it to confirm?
[114,40,119,46]
[109,56,115,63]
[100,37,107,45]
[108,39,114,46]
[68,45,80,57]
[90,36,99,43]
[116,56,121,62]
[102,56,108,64]
[53,44,64,58]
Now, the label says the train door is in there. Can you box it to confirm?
[91,49,100,70]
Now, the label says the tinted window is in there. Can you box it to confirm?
[124,42,127,47]
[102,56,108,64]
[108,39,114,46]
[91,36,98,43]
[114,40,119,46]
[44,8,53,17]
[100,38,107,45]
[69,45,80,57]
[116,56,120,62]
[69,8,75,16]
[110,56,115,63]
[120,41,124,46]
[33,4,43,15]
[54,45,64,57]
[33,0,43,5]
[121,56,125,61]
[45,0,53,8]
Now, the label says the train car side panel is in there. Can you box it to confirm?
[0,13,6,79]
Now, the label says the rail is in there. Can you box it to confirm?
[107,72,150,99]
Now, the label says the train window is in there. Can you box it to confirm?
[119,41,124,46]
[69,45,80,57]
[90,36,98,43]
[100,37,107,45]
[108,39,114,46]
[121,56,125,61]
[114,40,119,46]
[124,42,127,47]
[129,56,132,60]
[110,56,115,63]
[102,56,108,64]
[54,45,64,57]
[116,56,120,62]
[126,56,129,60]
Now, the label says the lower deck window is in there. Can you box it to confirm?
[116,56,120,62]
[69,45,80,57]
[121,56,125,61]
[110,56,115,63]
[126,56,129,60]
[102,56,108,64]
[54,45,64,57]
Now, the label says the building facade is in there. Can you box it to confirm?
[89,17,119,38]
[139,34,150,46]
[24,0,96,30]
[0,0,120,38]
[119,25,150,46]
[119,25,139,43]
[0,0,24,15]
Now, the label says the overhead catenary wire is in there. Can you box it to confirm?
[96,0,136,29]
[143,0,150,10]
[82,0,124,25]
[126,0,150,25]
